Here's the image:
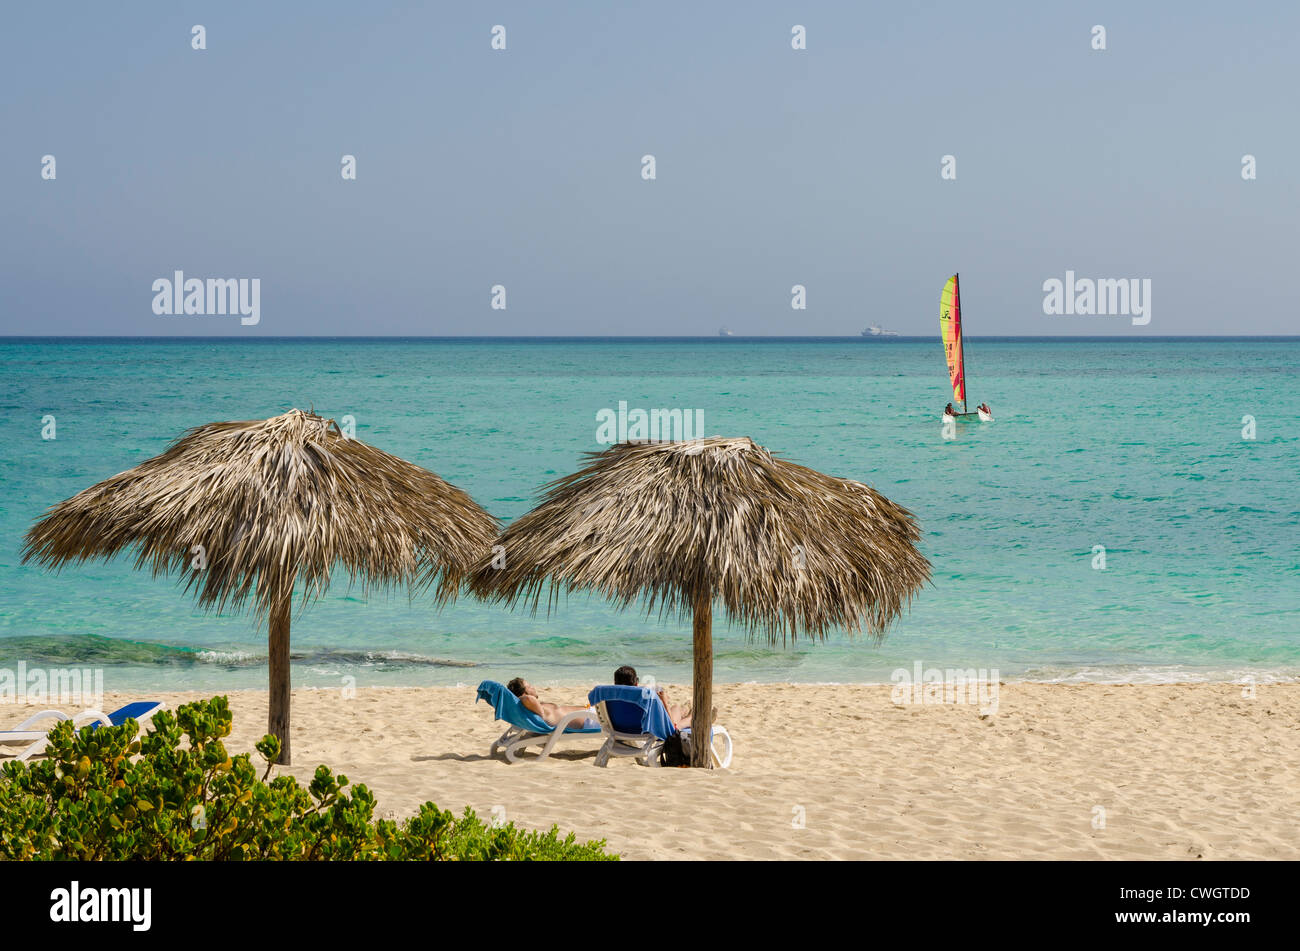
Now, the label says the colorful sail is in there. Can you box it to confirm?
[939,274,965,405]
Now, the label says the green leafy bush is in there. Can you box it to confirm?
[0,696,616,861]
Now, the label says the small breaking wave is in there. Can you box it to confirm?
[1012,664,1300,685]
[0,634,477,671]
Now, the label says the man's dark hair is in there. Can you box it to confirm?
[506,677,526,697]
[614,665,638,686]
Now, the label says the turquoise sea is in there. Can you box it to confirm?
[1,338,1297,690]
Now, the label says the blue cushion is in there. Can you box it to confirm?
[587,685,678,740]
[87,701,161,731]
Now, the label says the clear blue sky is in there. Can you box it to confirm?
[2,1,1295,335]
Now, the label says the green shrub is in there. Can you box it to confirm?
[0,696,616,861]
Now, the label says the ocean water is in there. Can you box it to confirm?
[1,337,1297,691]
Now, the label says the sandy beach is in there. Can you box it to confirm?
[9,682,1297,861]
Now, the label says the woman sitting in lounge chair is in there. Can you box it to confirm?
[506,678,594,728]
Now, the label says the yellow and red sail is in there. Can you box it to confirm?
[939,274,965,405]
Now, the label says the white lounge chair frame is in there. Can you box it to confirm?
[591,701,664,767]
[683,725,733,769]
[590,701,734,768]
[0,710,72,762]
[0,705,161,762]
[489,707,601,763]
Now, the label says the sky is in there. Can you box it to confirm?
[1,1,1296,336]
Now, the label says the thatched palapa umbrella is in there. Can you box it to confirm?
[470,436,930,767]
[23,409,497,764]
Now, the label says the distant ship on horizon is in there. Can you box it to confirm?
[861,324,900,337]
[718,327,735,337]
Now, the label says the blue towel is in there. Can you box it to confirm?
[587,685,678,740]
[476,681,601,735]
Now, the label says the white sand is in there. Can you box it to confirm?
[5,682,1298,860]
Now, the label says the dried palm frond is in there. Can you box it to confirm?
[469,436,929,643]
[23,409,498,614]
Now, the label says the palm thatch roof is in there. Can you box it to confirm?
[23,409,498,614]
[469,436,930,642]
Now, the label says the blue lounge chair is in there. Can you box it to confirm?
[586,685,733,768]
[475,680,602,763]
[0,701,163,762]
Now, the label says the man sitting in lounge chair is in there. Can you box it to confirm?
[613,665,695,729]
[506,678,595,728]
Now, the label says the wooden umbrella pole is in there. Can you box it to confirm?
[268,595,292,765]
[690,589,714,768]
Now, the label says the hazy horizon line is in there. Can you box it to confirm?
[3,334,1298,343]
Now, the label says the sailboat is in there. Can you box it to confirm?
[939,274,992,422]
